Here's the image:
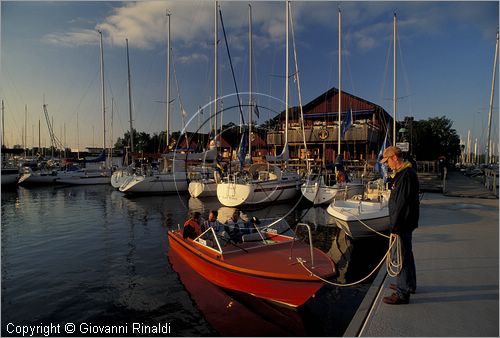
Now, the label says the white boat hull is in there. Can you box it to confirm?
[301,181,364,205]
[188,179,217,198]
[58,173,111,185]
[326,198,390,238]
[119,172,188,194]
[18,172,59,185]
[111,169,134,189]
[217,173,301,207]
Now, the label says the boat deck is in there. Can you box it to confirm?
[222,239,336,278]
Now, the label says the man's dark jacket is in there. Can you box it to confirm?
[388,164,420,234]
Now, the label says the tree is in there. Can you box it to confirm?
[411,116,460,162]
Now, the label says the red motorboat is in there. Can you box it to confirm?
[168,218,336,307]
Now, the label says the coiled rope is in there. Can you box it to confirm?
[297,233,402,287]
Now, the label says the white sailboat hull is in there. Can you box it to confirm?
[58,171,111,185]
[326,198,390,238]
[18,172,59,185]
[188,179,217,198]
[301,180,364,205]
[217,172,301,207]
[119,172,188,194]
[111,168,134,189]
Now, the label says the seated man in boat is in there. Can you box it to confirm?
[203,210,224,232]
[183,211,202,240]
[225,209,245,243]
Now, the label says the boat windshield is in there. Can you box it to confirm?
[193,217,296,254]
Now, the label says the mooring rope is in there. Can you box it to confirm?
[297,233,402,287]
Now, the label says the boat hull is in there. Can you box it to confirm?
[17,167,59,185]
[111,169,133,189]
[57,171,111,185]
[1,169,19,186]
[119,172,188,194]
[188,180,217,198]
[301,182,364,205]
[217,175,301,207]
[326,199,390,238]
[168,230,335,307]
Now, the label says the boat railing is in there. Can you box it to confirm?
[290,223,315,269]
[193,226,225,254]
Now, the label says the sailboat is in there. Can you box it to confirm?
[188,2,222,199]
[1,102,20,185]
[187,146,220,198]
[301,11,363,205]
[111,38,137,189]
[119,12,188,195]
[327,12,399,238]
[216,1,301,208]
[58,30,111,185]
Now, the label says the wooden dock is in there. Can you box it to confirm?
[344,172,499,336]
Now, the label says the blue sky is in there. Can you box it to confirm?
[1,1,498,155]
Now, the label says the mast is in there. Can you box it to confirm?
[467,129,471,163]
[485,31,498,164]
[214,1,218,146]
[25,104,28,158]
[284,0,289,150]
[38,119,41,153]
[393,13,397,145]
[110,98,114,164]
[98,30,106,162]
[166,10,171,151]
[1,99,4,147]
[248,4,253,160]
[126,38,135,157]
[337,9,342,159]
[125,39,134,153]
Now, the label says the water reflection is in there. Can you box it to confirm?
[168,249,306,336]
[2,187,389,336]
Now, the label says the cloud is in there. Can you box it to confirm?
[42,29,98,47]
[176,52,208,64]
[42,1,498,55]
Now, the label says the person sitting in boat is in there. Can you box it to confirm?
[203,210,224,232]
[225,209,245,243]
[183,211,202,240]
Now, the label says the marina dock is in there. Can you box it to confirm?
[345,170,499,337]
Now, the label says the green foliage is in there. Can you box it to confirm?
[410,116,460,161]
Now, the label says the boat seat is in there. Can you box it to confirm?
[242,233,263,242]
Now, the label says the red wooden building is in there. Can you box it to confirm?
[267,87,392,166]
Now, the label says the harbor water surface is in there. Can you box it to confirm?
[2,185,388,336]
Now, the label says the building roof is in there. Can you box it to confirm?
[278,87,393,127]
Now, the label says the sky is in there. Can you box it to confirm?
[1,0,499,154]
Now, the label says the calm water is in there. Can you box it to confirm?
[1,185,387,336]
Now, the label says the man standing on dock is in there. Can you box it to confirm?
[380,146,420,304]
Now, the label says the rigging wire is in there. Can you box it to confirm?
[218,7,246,127]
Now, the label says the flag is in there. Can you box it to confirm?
[237,132,248,171]
[374,126,390,182]
[341,107,353,140]
[253,104,260,119]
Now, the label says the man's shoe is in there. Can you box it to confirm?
[383,292,409,305]
[389,283,416,294]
